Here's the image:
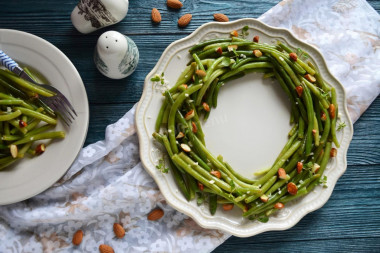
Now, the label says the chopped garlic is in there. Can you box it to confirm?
[185,93,189,97]
[209,180,215,184]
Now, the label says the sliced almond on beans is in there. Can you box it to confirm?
[210,170,221,178]
[180,143,191,152]
[253,36,259,43]
[304,74,316,83]
[253,49,262,57]
[330,148,337,157]
[223,203,234,211]
[287,182,298,195]
[274,202,284,209]
[289,52,298,61]
[278,168,287,179]
[185,109,195,120]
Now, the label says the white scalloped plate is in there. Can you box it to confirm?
[136,19,353,237]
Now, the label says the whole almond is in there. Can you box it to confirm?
[147,208,164,221]
[113,223,125,239]
[72,230,83,246]
[99,244,114,253]
[151,8,161,23]
[167,0,183,9]
[213,13,229,22]
[178,14,192,28]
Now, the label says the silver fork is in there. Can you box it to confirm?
[0,50,77,126]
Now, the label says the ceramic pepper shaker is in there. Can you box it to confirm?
[94,31,139,79]
[71,0,129,34]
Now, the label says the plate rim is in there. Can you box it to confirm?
[136,18,354,237]
[0,29,89,205]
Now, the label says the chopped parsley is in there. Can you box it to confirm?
[156,158,169,173]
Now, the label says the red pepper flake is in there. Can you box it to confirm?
[230,30,238,37]
[19,120,28,128]
[210,170,221,179]
[289,52,298,61]
[216,47,223,55]
[297,162,303,174]
[197,182,204,191]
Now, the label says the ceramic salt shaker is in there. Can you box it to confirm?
[71,0,129,34]
[94,31,139,79]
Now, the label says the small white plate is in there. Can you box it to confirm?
[0,29,89,205]
[136,19,353,237]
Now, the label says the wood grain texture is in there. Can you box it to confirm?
[0,0,379,252]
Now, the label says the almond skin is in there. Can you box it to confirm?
[72,229,83,246]
[274,202,284,209]
[213,13,229,22]
[297,162,303,174]
[289,52,298,61]
[253,36,259,43]
[178,14,192,28]
[113,223,125,239]
[278,168,287,179]
[210,170,221,179]
[287,182,298,195]
[147,208,164,221]
[223,203,234,211]
[295,85,303,97]
[151,8,162,23]
[167,0,183,9]
[99,244,114,253]
[195,69,206,77]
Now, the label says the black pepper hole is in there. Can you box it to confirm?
[106,36,108,38]
[106,46,109,49]
[116,40,118,42]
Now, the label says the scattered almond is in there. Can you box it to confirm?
[260,195,269,203]
[215,47,223,55]
[253,49,262,57]
[289,52,298,61]
[191,121,197,133]
[113,223,125,239]
[176,132,185,139]
[213,13,229,22]
[253,35,259,43]
[287,182,298,195]
[99,244,114,253]
[230,30,238,37]
[178,14,192,28]
[72,230,83,246]
[330,148,337,157]
[148,208,164,221]
[202,102,210,112]
[295,85,303,97]
[274,202,284,209]
[304,74,316,83]
[35,143,46,156]
[184,109,195,120]
[167,0,183,9]
[223,203,234,211]
[151,8,162,23]
[10,144,18,158]
[329,104,336,119]
[195,69,206,77]
[180,143,191,152]
[297,162,303,174]
[210,170,221,179]
[277,168,287,179]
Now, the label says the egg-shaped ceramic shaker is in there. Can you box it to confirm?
[94,31,139,79]
[71,0,129,34]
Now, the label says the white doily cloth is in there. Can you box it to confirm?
[0,0,379,252]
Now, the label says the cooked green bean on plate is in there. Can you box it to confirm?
[152,27,341,222]
[0,68,65,170]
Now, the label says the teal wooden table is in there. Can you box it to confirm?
[1,1,379,252]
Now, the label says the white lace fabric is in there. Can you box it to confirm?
[0,0,379,252]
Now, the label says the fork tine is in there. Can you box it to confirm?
[49,102,70,126]
[58,93,77,116]
[56,98,75,120]
[52,100,72,125]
